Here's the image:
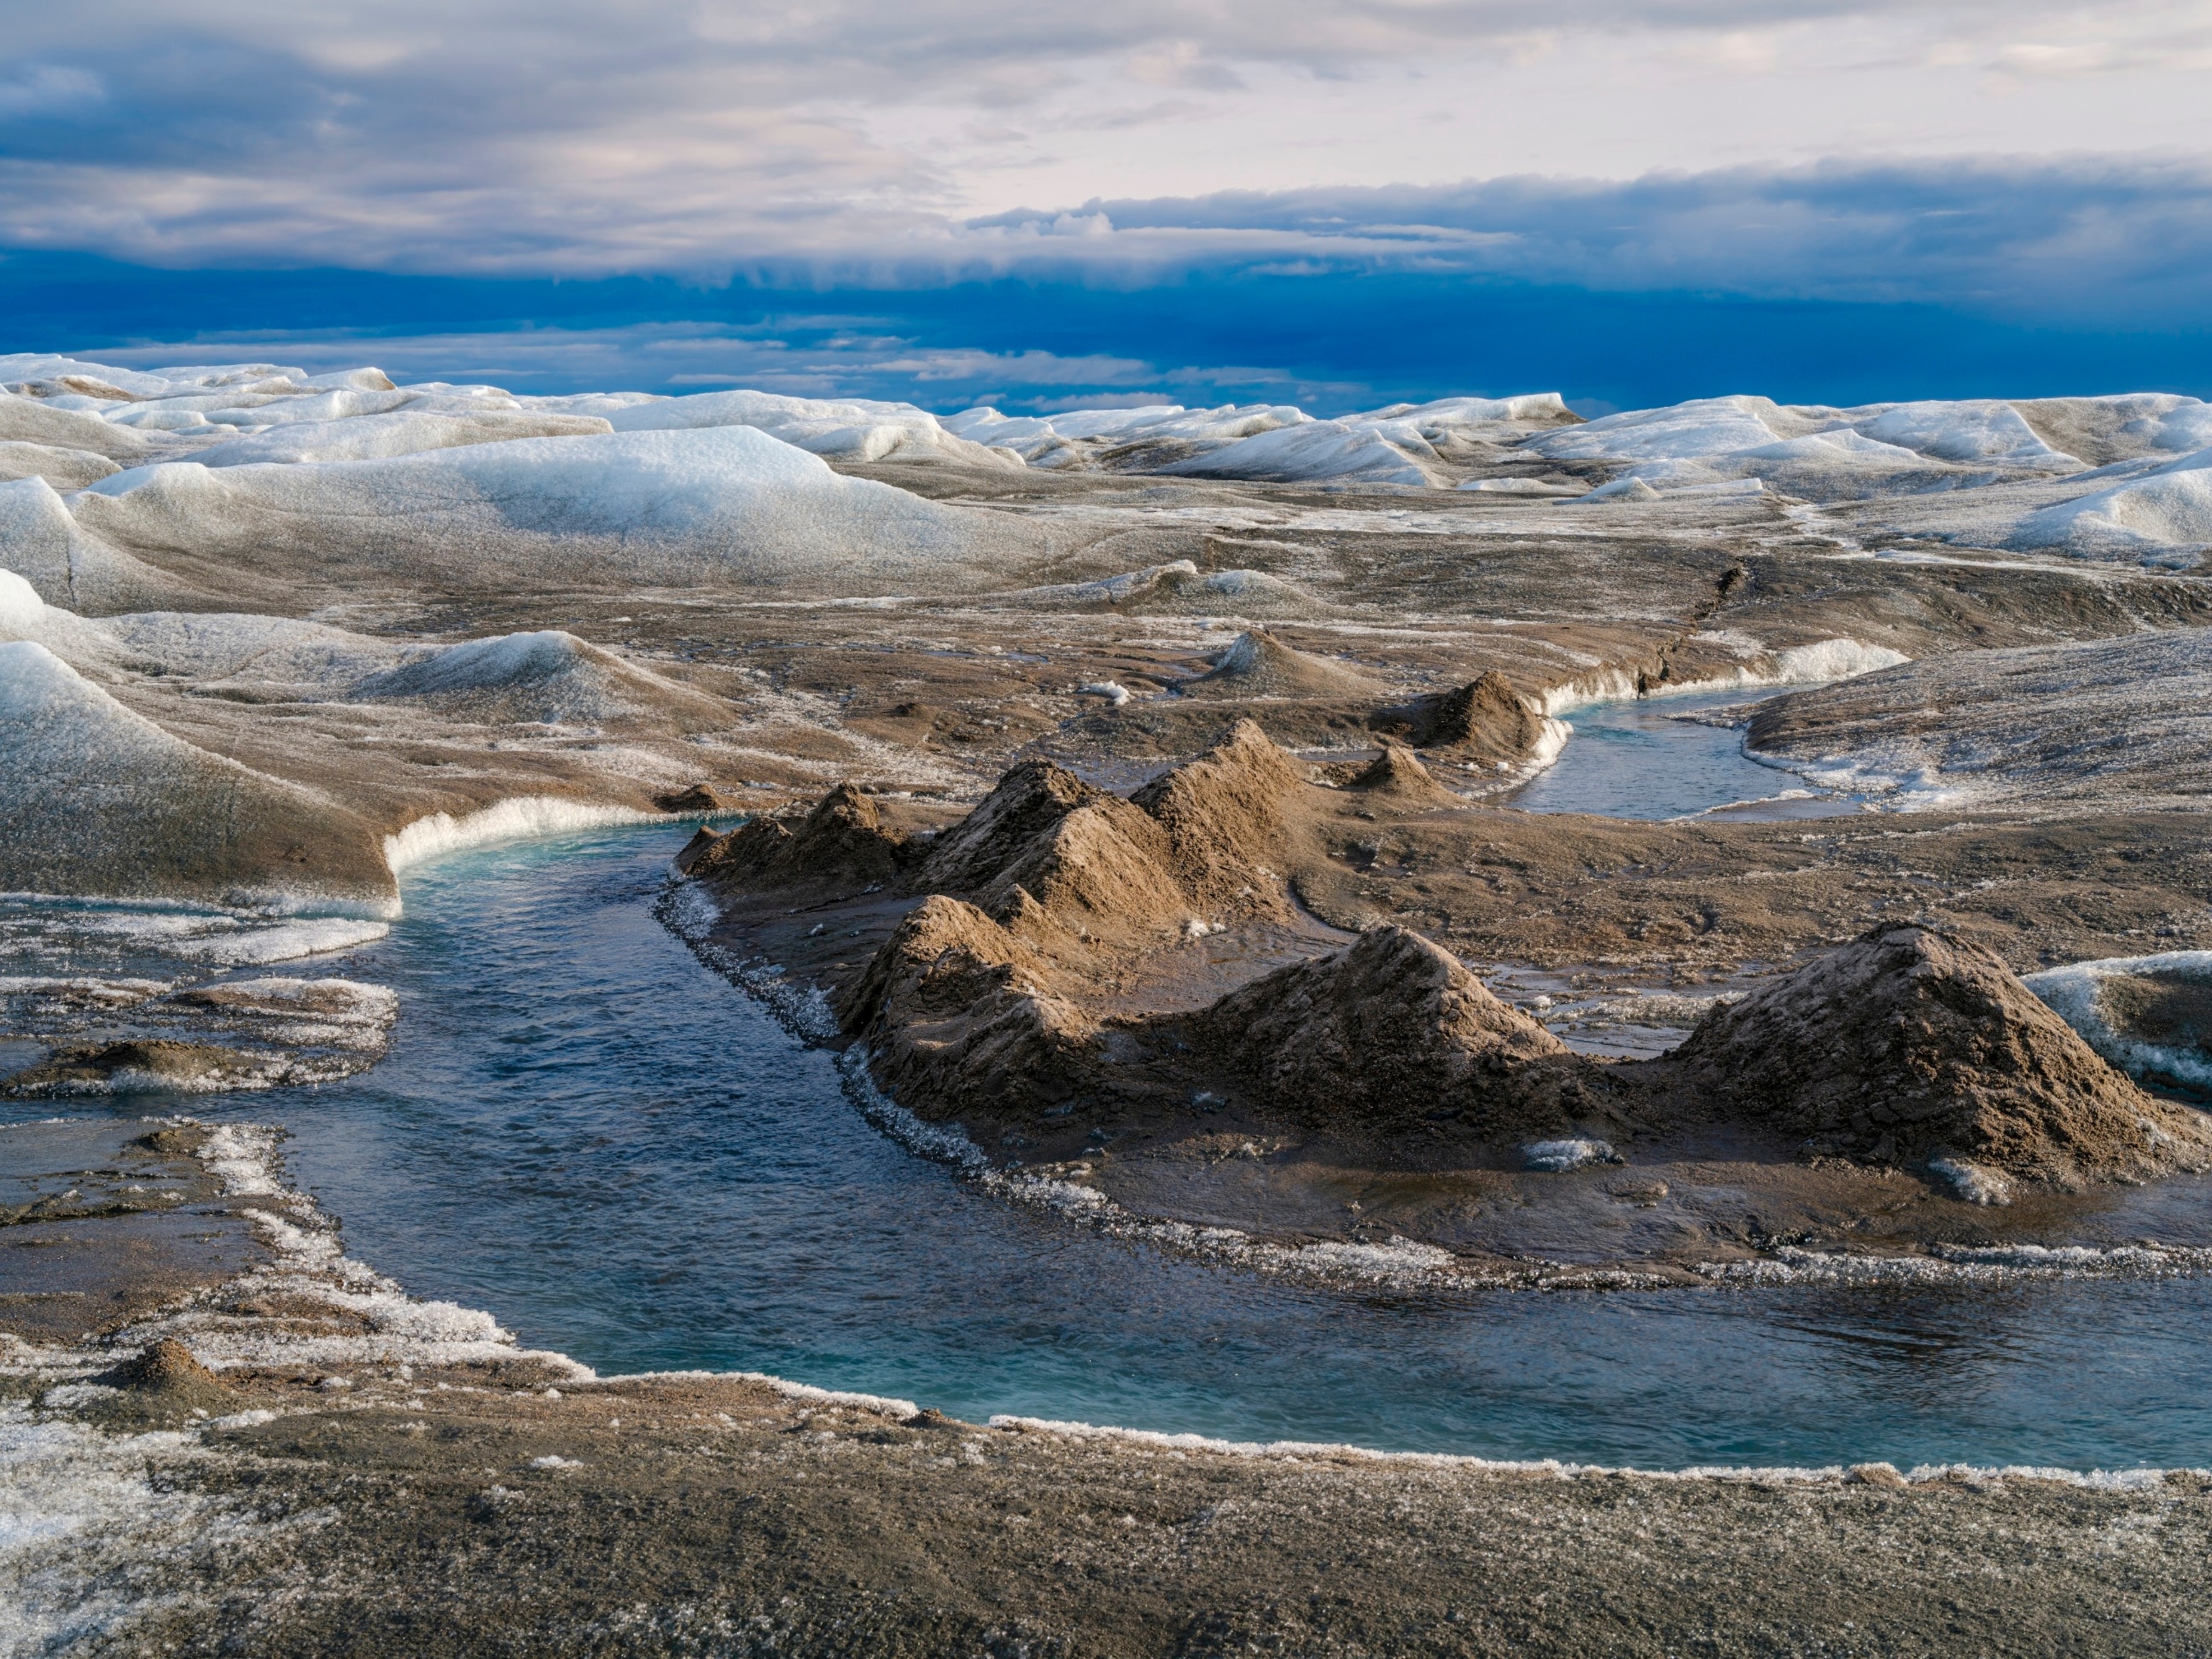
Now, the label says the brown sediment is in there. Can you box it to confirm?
[1656,925,2212,1185]
[679,721,2212,1267]
[2098,971,2212,1069]
[649,781,729,813]
[1377,669,1551,767]
[23,1347,2212,1658]
[1184,925,1617,1141]
[5,1115,2206,1656]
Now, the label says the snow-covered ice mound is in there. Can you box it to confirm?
[0,477,201,610]
[1156,395,1574,487]
[2007,449,2212,564]
[83,609,402,700]
[1745,628,2212,812]
[0,390,166,462]
[945,394,1570,480]
[356,629,734,727]
[1161,418,1445,487]
[0,639,395,911]
[189,410,615,467]
[943,402,1311,470]
[0,441,121,490]
[63,426,1052,596]
[592,390,1024,470]
[2,580,731,739]
[2007,395,2212,467]
[1524,395,2101,503]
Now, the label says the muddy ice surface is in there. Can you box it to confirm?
[13,362,2212,1650]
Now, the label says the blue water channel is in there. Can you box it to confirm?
[14,817,2212,1472]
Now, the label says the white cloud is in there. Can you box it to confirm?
[0,1,2202,278]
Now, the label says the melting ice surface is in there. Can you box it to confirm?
[13,822,2212,1471]
[1513,690,1863,821]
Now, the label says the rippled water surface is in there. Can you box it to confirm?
[14,820,2212,1471]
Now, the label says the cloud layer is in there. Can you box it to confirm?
[0,0,2207,290]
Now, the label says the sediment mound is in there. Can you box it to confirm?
[902,729,1313,938]
[840,896,1095,1113]
[975,797,1185,944]
[1184,630,1380,699]
[692,785,904,893]
[1346,743,1462,809]
[1667,925,2210,1184]
[1394,671,1548,765]
[1130,720,1307,912]
[1191,926,1603,1138]
[917,761,1110,894]
[89,1338,239,1425]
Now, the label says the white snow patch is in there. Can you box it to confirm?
[171,918,390,966]
[383,796,660,872]
[0,1405,261,1657]
[1771,639,1910,683]
[1928,1156,2013,1206]
[1522,1138,1618,1172]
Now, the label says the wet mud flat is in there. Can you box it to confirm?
[4,1124,2210,1659]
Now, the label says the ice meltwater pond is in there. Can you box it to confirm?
[12,822,2212,1473]
[1512,689,1864,821]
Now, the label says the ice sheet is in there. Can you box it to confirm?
[69,427,1045,592]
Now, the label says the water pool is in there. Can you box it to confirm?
[1512,690,1863,821]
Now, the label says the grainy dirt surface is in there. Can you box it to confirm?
[58,1369,2212,1659]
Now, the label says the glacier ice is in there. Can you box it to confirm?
[0,639,395,912]
[598,389,1024,469]
[2008,447,2212,561]
[6,353,2212,561]
[68,426,1049,594]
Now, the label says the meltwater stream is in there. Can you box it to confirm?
[27,817,2212,1473]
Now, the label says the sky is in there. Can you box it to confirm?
[1,0,2210,412]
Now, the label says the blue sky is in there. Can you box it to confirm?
[2,1,2209,411]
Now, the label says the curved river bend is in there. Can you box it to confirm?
[13,815,2212,1473]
